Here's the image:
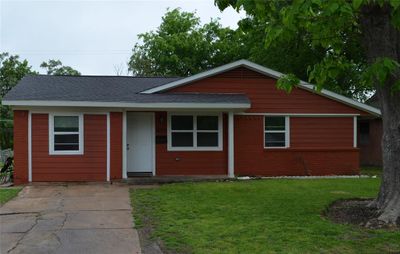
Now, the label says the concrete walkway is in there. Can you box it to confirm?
[0,184,141,254]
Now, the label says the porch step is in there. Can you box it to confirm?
[127,172,153,177]
[122,175,230,185]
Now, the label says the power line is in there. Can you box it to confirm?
[1,49,133,56]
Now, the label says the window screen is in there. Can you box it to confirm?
[265,116,288,148]
[53,116,81,152]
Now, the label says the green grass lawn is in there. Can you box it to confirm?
[131,179,399,254]
[0,188,21,205]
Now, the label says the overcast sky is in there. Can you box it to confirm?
[0,0,244,75]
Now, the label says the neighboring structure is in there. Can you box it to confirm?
[358,94,383,167]
[3,60,381,184]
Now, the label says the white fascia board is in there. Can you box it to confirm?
[2,100,250,110]
[140,59,381,117]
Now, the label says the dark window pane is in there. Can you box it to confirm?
[265,117,285,131]
[197,132,218,147]
[54,134,79,151]
[55,144,79,151]
[54,116,79,132]
[359,122,369,134]
[265,133,286,147]
[171,132,193,147]
[55,134,79,144]
[197,116,218,130]
[171,116,193,130]
[359,122,370,145]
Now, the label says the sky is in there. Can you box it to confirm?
[0,0,245,75]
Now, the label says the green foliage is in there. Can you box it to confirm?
[215,0,399,97]
[364,57,400,87]
[0,53,36,98]
[40,59,81,76]
[128,8,248,76]
[238,16,326,81]
[0,54,80,149]
[131,179,400,253]
[238,14,371,101]
[276,74,299,93]
[0,53,37,149]
[130,7,372,100]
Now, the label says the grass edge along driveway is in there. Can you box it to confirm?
[0,188,22,205]
[131,178,400,254]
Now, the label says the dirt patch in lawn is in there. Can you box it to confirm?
[325,198,400,230]
[325,199,377,225]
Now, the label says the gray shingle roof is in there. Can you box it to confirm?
[3,75,249,105]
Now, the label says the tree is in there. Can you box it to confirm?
[238,15,373,101]
[0,53,37,149]
[216,0,400,226]
[129,8,372,101]
[40,59,81,76]
[128,8,248,76]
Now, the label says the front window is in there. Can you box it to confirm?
[49,114,83,155]
[168,114,222,151]
[264,116,289,148]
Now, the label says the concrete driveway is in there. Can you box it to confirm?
[0,183,141,254]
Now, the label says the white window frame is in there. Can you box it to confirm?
[167,112,223,151]
[264,116,290,149]
[49,113,84,155]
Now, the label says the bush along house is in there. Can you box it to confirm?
[3,60,381,184]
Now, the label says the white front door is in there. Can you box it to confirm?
[127,112,154,174]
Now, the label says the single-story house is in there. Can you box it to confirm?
[3,60,381,184]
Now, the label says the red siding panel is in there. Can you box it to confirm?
[155,112,228,175]
[291,117,354,148]
[169,67,366,115]
[13,110,29,185]
[234,115,359,176]
[110,112,122,180]
[31,114,107,181]
[215,67,267,79]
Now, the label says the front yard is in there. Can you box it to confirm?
[131,178,399,254]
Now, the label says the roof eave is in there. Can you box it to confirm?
[2,100,251,110]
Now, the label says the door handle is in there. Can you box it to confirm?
[127,144,130,150]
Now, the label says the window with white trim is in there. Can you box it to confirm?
[264,116,289,148]
[49,114,84,155]
[168,113,222,151]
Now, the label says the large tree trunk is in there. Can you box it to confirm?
[360,4,400,226]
